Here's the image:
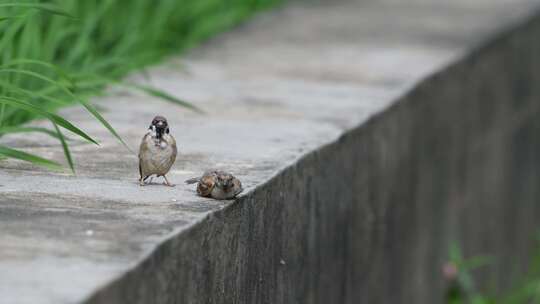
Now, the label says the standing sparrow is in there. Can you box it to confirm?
[185,170,243,199]
[139,115,177,186]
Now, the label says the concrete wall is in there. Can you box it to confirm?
[86,12,540,304]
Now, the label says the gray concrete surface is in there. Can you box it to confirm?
[1,0,540,303]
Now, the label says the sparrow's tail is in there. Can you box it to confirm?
[185,177,200,184]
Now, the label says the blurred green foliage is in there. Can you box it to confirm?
[446,240,540,304]
[0,0,279,171]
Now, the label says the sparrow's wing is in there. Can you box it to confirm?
[138,133,151,159]
[233,178,243,195]
[138,133,152,178]
[170,134,178,163]
[158,134,177,175]
[185,170,215,185]
[185,177,200,184]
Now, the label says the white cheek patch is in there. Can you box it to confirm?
[149,126,157,138]
[160,141,168,149]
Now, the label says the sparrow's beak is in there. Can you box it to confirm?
[154,121,167,139]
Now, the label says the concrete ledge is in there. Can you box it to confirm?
[86,14,540,303]
[2,0,540,303]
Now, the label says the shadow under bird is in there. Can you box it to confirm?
[185,170,243,199]
[139,115,177,186]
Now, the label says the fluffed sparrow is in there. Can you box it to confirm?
[185,170,243,199]
[138,115,177,186]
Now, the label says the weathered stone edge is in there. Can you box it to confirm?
[84,10,540,304]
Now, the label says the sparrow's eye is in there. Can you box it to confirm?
[166,128,170,134]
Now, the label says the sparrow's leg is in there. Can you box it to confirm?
[140,175,151,186]
[162,175,175,187]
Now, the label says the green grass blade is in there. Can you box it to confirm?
[0,68,68,89]
[79,101,133,153]
[0,126,63,140]
[0,104,4,127]
[0,96,98,145]
[73,74,203,113]
[0,3,74,18]
[1,59,74,87]
[0,69,120,147]
[53,123,74,173]
[0,0,281,170]
[0,145,62,171]
[0,79,72,107]
[127,83,204,114]
[0,15,24,22]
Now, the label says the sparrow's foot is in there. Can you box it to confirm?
[139,179,146,186]
[163,175,175,187]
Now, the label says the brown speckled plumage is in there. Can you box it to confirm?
[185,170,243,199]
[139,116,177,186]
